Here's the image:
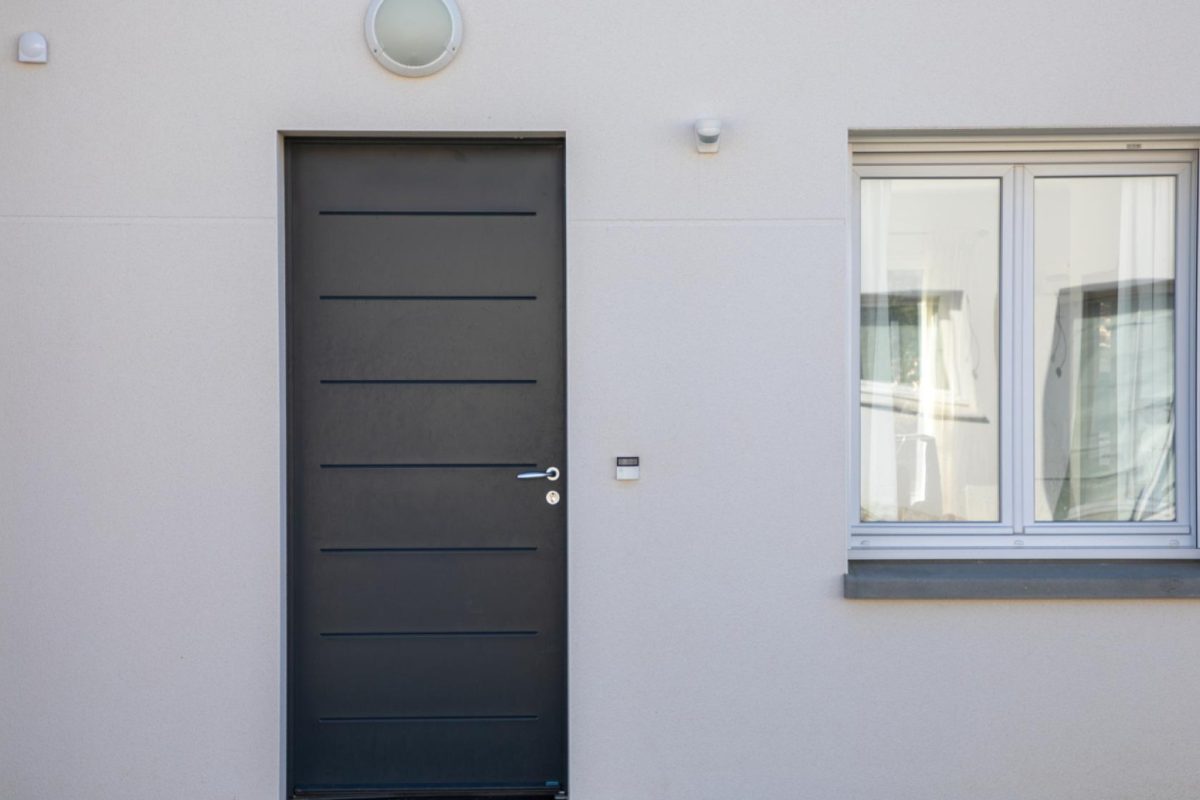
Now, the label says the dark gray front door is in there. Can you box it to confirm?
[286,139,566,798]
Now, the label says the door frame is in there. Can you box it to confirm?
[278,133,569,800]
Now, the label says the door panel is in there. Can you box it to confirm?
[297,299,552,380]
[304,383,554,463]
[306,636,557,715]
[303,468,559,550]
[298,550,557,631]
[287,139,566,798]
[303,217,557,295]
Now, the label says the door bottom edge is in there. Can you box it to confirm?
[293,787,564,800]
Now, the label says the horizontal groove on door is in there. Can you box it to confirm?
[320,379,538,385]
[318,210,537,217]
[320,463,538,470]
[319,547,539,553]
[319,631,539,639]
[318,715,539,724]
[318,295,538,301]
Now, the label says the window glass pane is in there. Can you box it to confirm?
[1034,176,1176,521]
[860,178,1001,522]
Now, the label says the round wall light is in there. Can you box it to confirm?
[365,0,462,77]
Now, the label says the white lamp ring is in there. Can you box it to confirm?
[365,0,463,78]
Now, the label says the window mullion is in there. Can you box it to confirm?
[1020,164,1038,534]
[1012,165,1032,534]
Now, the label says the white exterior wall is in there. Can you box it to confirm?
[3,2,1200,798]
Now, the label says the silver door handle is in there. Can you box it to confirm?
[517,466,560,481]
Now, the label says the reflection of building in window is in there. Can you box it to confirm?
[859,289,991,522]
[860,290,984,420]
[1041,279,1175,521]
[861,293,943,389]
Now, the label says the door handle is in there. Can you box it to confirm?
[517,466,560,481]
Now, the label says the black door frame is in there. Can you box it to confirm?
[282,134,568,800]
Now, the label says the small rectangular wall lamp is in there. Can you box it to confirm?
[18,32,48,63]
[695,119,721,153]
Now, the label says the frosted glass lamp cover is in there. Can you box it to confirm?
[18,32,48,64]
[365,0,462,77]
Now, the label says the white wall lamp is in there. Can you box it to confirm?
[365,0,462,77]
[695,118,722,153]
[17,32,48,64]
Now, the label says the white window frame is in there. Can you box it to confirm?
[849,135,1199,560]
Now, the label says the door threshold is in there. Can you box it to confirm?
[293,788,563,800]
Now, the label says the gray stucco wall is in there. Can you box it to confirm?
[3,2,1200,798]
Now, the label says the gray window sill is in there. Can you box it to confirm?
[844,560,1200,599]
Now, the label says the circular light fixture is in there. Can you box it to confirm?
[365,0,462,77]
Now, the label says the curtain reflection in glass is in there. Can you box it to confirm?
[1035,176,1176,521]
[860,179,1000,521]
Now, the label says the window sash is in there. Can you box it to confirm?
[850,153,1197,557]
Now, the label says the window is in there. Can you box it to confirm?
[851,136,1196,557]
